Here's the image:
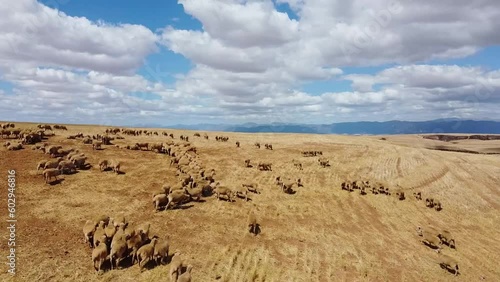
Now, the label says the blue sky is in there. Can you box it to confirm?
[0,0,499,125]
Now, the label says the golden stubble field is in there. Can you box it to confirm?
[1,122,500,282]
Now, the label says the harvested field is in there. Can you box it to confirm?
[1,122,499,282]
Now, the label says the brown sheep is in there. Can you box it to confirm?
[44,157,63,169]
[37,160,48,171]
[109,160,121,174]
[153,236,170,265]
[82,220,97,248]
[43,168,61,183]
[153,193,169,211]
[165,190,191,210]
[177,264,193,282]
[57,160,76,174]
[110,231,128,270]
[214,185,234,202]
[416,226,442,252]
[92,239,109,272]
[437,230,456,249]
[127,230,147,265]
[247,210,259,235]
[98,159,109,171]
[136,237,158,271]
[92,141,102,150]
[438,253,460,276]
[242,183,260,194]
[233,186,249,201]
[185,186,202,202]
[169,251,183,281]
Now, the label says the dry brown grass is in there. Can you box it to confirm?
[1,122,500,281]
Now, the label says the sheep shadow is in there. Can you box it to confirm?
[48,178,64,185]
[61,170,79,175]
[191,199,207,203]
[422,241,440,250]
[78,164,92,170]
[245,165,253,168]
[102,167,113,172]
[164,204,194,211]
[116,171,126,175]
[284,189,297,195]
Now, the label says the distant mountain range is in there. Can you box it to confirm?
[134,119,500,135]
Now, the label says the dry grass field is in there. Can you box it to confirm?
[1,122,500,282]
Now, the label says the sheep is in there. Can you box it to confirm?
[92,141,102,150]
[92,239,109,272]
[104,219,118,239]
[98,159,109,171]
[169,251,183,281]
[153,193,169,211]
[37,160,48,171]
[395,191,405,200]
[136,237,158,271]
[185,186,202,202]
[93,221,108,248]
[235,141,240,147]
[83,220,97,248]
[7,143,23,151]
[214,185,234,202]
[109,230,128,270]
[437,230,456,249]
[257,162,272,171]
[247,210,259,235]
[292,159,303,170]
[153,236,170,265]
[244,159,252,168]
[66,150,80,160]
[136,223,151,241]
[109,160,121,174]
[426,198,435,208]
[281,180,296,194]
[127,230,146,264]
[112,214,127,229]
[43,168,61,183]
[72,156,88,169]
[433,199,442,211]
[57,160,76,174]
[177,264,193,282]
[413,191,422,200]
[165,190,191,210]
[95,215,110,226]
[438,253,460,276]
[242,183,260,194]
[233,185,249,201]
[44,157,63,169]
[416,226,442,252]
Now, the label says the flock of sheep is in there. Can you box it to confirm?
[1,123,463,278]
[340,179,459,275]
[83,215,192,281]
